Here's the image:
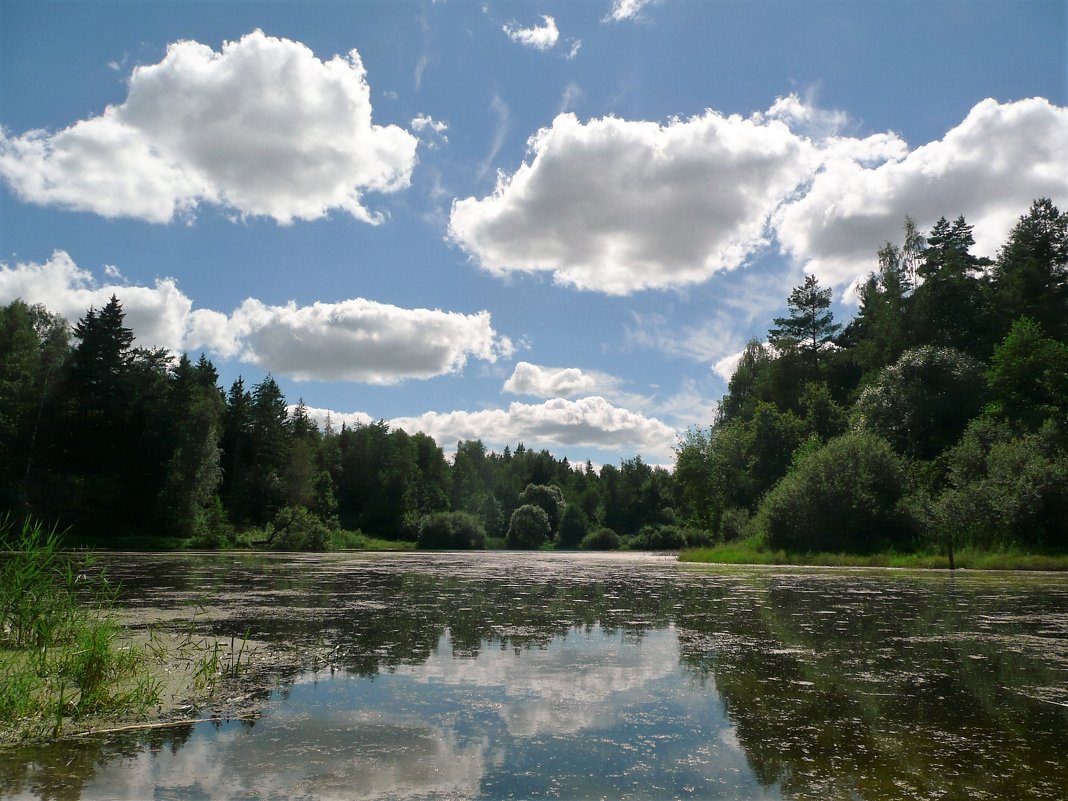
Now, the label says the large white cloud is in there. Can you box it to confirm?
[449,108,821,294]
[216,297,513,383]
[774,97,1068,291]
[449,96,1067,296]
[390,396,677,460]
[0,252,511,384]
[503,15,560,50]
[0,30,418,224]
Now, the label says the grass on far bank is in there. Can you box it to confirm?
[327,529,416,551]
[678,540,1068,571]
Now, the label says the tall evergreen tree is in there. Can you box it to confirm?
[992,198,1068,341]
[159,354,225,540]
[768,275,841,370]
[912,215,997,357]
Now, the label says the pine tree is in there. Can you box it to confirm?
[768,275,841,367]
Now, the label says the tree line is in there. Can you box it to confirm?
[0,300,678,549]
[675,198,1068,557]
[2,198,1066,553]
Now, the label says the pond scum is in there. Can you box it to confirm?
[0,517,256,744]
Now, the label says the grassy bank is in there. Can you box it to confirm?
[0,518,165,741]
[1,518,263,743]
[678,541,1068,571]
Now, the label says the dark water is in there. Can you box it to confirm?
[3,552,1067,800]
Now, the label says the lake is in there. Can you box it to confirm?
[3,552,1067,800]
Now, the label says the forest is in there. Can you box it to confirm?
[1,198,1066,557]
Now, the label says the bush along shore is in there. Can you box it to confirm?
[0,518,264,743]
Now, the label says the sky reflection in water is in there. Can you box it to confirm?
[72,627,769,801]
[4,552,1067,801]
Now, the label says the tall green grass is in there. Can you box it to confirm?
[0,517,162,742]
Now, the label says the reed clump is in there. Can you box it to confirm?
[0,517,161,742]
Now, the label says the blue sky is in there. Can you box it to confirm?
[1,0,1066,466]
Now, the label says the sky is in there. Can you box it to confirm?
[1,0,1066,467]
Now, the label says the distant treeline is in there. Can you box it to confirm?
[1,198,1066,553]
[676,198,1068,556]
[0,294,677,549]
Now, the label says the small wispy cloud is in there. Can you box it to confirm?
[605,0,658,23]
[503,15,560,50]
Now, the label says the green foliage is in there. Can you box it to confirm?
[992,198,1068,341]
[3,196,1067,563]
[417,511,487,550]
[986,317,1068,428]
[911,216,998,357]
[678,542,1068,570]
[262,505,335,551]
[852,345,987,459]
[717,506,751,542]
[927,419,1068,550]
[517,483,566,534]
[754,433,914,554]
[579,527,621,551]
[506,504,551,549]
[557,504,589,549]
[628,524,687,550]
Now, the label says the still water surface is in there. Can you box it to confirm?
[4,552,1067,800]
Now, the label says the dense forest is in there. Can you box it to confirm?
[1,198,1066,554]
[676,198,1068,557]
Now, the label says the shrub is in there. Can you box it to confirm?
[683,527,715,548]
[506,504,551,549]
[265,506,335,551]
[557,505,589,549]
[852,345,986,459]
[755,432,914,554]
[580,527,621,551]
[517,484,566,534]
[929,419,1068,550]
[630,524,687,550]
[718,507,751,542]
[417,512,487,550]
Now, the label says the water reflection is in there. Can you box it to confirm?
[4,553,1067,801]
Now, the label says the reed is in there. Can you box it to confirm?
[0,517,162,742]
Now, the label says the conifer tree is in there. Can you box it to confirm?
[768,275,841,368]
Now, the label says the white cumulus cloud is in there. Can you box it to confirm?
[411,114,449,148]
[774,97,1068,292]
[215,297,513,383]
[449,108,820,294]
[450,96,1068,297]
[503,16,560,50]
[0,30,418,224]
[503,362,619,398]
[0,252,512,384]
